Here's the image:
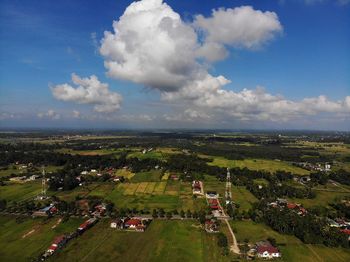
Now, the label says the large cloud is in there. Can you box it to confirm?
[51,74,122,113]
[194,6,282,61]
[100,0,201,91]
[98,0,349,123]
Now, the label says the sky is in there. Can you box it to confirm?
[0,0,349,130]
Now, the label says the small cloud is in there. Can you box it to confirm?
[37,109,61,120]
[51,73,123,113]
[72,110,81,118]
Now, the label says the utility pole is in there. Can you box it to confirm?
[41,166,47,199]
[225,167,232,204]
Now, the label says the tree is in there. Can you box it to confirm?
[152,209,158,218]
[0,199,7,210]
[186,209,192,218]
[199,211,206,224]
[180,210,185,218]
[159,208,165,218]
[217,233,228,248]
[166,211,173,219]
[267,237,276,247]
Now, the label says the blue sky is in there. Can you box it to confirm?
[0,0,349,130]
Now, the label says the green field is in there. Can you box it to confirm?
[0,181,42,203]
[231,220,350,262]
[131,170,163,182]
[0,215,83,262]
[209,157,309,175]
[51,220,227,262]
[231,186,258,211]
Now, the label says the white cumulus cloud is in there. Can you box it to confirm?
[51,74,122,113]
[98,0,349,124]
[194,6,283,61]
[37,109,61,120]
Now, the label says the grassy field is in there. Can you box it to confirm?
[288,190,350,208]
[0,215,83,262]
[208,157,309,175]
[115,168,135,179]
[131,170,163,183]
[51,219,229,262]
[231,220,350,262]
[231,186,258,211]
[0,181,42,203]
[0,165,62,178]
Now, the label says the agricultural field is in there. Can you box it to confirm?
[57,148,123,156]
[131,170,163,182]
[106,181,207,211]
[0,181,42,203]
[208,157,310,175]
[230,220,350,262]
[115,168,135,179]
[0,215,84,262]
[49,220,230,262]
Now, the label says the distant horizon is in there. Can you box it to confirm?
[0,127,349,133]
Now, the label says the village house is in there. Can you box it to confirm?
[170,174,179,181]
[204,219,219,233]
[33,204,57,217]
[255,241,281,259]
[206,191,218,199]
[192,180,202,195]
[111,217,151,232]
[78,218,97,233]
[46,235,67,255]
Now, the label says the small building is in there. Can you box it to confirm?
[192,180,203,195]
[170,174,179,181]
[33,204,57,217]
[256,241,281,259]
[78,218,97,233]
[205,219,219,233]
[206,191,218,198]
[110,219,124,229]
[125,218,142,229]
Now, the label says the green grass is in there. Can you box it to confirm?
[287,190,350,208]
[0,215,83,262]
[51,219,227,262]
[231,220,350,262]
[0,181,42,203]
[131,170,163,183]
[231,186,257,211]
[209,157,309,175]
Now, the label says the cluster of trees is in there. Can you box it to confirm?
[251,200,349,248]
[331,197,350,219]
[231,167,315,199]
[308,169,350,186]
[165,154,226,179]
[217,232,229,256]
[185,142,328,162]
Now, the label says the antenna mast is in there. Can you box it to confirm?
[42,167,46,198]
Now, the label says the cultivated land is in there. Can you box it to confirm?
[50,220,228,262]
[209,157,310,175]
[0,215,84,262]
[231,220,350,262]
[1,131,350,261]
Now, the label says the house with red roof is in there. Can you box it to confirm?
[125,218,142,229]
[255,241,281,259]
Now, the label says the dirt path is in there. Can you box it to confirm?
[224,219,240,254]
[51,218,62,229]
[22,229,35,239]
